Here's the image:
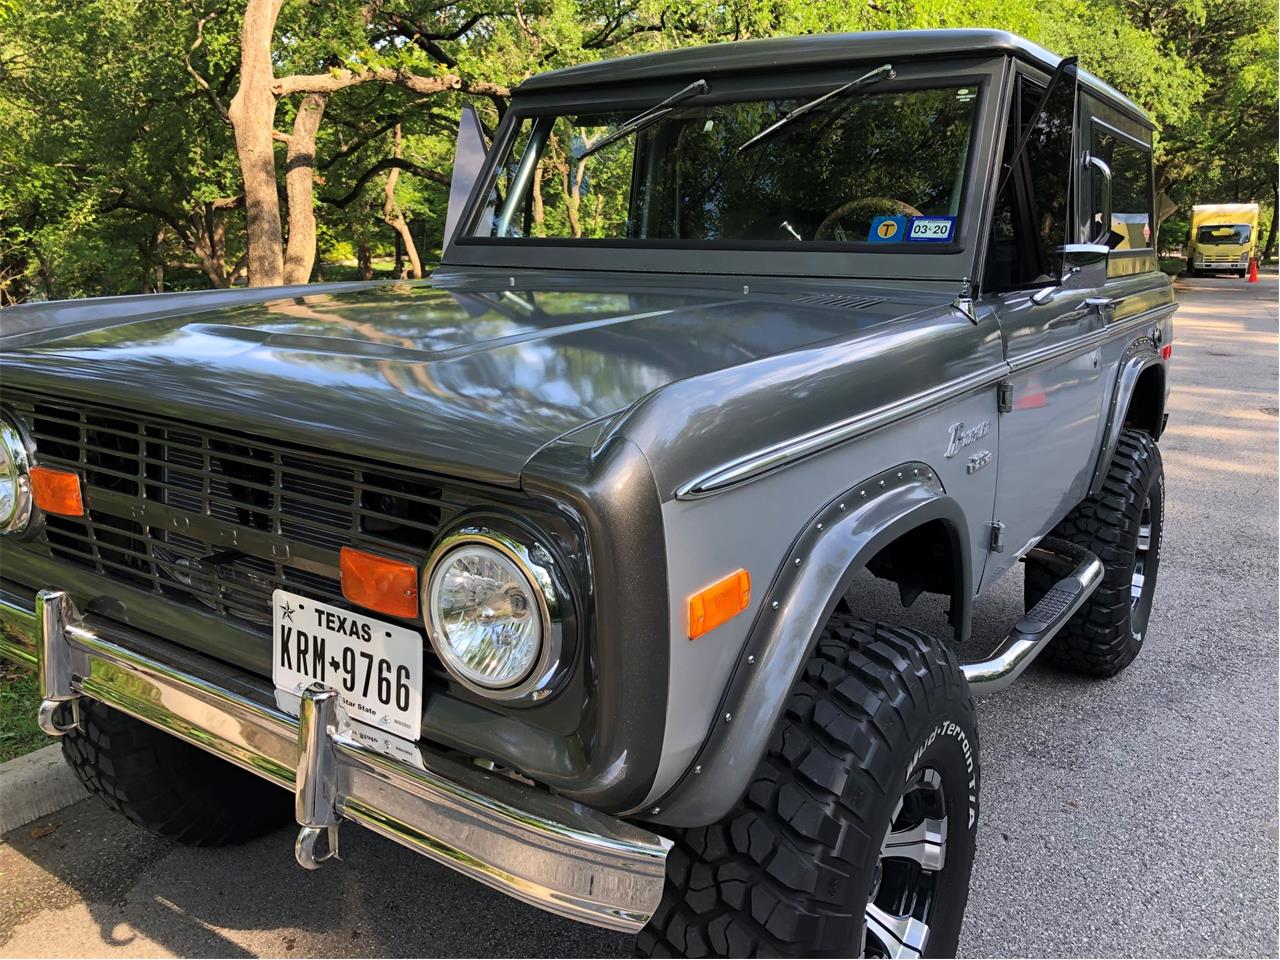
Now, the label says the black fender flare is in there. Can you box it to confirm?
[1090,337,1165,497]
[645,462,972,827]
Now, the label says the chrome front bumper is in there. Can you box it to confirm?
[0,582,669,933]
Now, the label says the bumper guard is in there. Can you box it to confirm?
[0,582,669,933]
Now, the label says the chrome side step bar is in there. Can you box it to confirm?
[960,539,1104,696]
[5,582,669,932]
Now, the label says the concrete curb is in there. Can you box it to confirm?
[0,743,87,834]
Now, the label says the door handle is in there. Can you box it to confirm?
[1085,296,1117,321]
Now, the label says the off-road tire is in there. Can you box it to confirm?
[637,611,979,958]
[62,698,293,846]
[1025,427,1164,676]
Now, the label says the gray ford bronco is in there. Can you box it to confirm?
[0,28,1173,958]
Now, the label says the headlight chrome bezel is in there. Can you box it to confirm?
[422,526,565,701]
[0,413,35,537]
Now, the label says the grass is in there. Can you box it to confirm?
[0,668,46,763]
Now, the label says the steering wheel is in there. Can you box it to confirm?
[814,197,924,242]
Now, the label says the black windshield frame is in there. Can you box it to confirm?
[445,56,1004,280]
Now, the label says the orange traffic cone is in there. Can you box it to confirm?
[1248,257,1259,282]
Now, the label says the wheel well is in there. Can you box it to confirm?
[863,518,966,640]
[1124,363,1166,439]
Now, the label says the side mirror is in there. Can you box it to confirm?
[1057,243,1109,291]
[1085,152,1112,242]
[442,106,490,253]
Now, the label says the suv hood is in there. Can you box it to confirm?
[1,275,943,485]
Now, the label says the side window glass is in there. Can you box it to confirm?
[1089,128,1153,250]
[984,76,1075,291]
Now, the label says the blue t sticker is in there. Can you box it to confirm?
[906,216,956,243]
[868,215,907,243]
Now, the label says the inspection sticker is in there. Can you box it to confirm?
[906,216,956,243]
[868,215,908,243]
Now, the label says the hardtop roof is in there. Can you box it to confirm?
[515,28,1151,127]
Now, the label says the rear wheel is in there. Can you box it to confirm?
[638,612,979,958]
[62,698,293,846]
[1026,428,1163,676]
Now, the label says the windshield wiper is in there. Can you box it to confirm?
[735,63,895,155]
[577,79,710,162]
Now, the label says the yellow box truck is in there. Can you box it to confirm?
[1187,202,1260,277]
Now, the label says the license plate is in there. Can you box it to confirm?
[272,590,423,742]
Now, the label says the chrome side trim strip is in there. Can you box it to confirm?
[677,362,1010,498]
[678,300,1176,499]
[0,581,670,933]
[1006,302,1175,374]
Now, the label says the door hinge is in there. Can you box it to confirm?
[997,380,1014,414]
[989,521,1006,552]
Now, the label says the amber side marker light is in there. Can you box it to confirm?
[340,546,419,619]
[30,466,84,517]
[688,568,751,640]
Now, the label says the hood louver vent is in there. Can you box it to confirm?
[793,294,886,310]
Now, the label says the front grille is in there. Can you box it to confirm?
[7,392,482,654]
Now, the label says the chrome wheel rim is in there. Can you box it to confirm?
[863,768,947,958]
[1131,498,1154,609]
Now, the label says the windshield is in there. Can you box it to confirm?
[1196,224,1252,245]
[470,84,979,247]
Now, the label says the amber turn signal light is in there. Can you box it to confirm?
[340,546,419,619]
[30,466,84,517]
[688,568,751,640]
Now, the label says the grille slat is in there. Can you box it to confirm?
[9,392,466,679]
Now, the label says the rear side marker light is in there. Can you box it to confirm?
[688,568,751,640]
[30,466,84,517]
[1160,344,1172,360]
[340,546,419,619]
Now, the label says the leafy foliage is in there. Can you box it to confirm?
[0,0,1274,302]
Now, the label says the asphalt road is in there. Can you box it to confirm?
[1,275,1276,958]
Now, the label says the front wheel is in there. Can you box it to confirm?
[62,698,294,846]
[638,613,979,958]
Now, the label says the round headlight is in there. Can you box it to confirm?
[0,415,33,535]
[425,533,557,696]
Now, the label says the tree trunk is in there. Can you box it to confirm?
[152,224,167,293]
[188,204,231,287]
[36,256,58,301]
[357,238,373,280]
[283,92,329,284]
[532,162,545,237]
[228,0,286,286]
[383,126,423,279]
[1264,183,1279,265]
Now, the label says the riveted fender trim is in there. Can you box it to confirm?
[1090,337,1163,497]
[642,463,971,827]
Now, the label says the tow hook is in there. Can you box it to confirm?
[294,684,343,869]
[35,589,81,737]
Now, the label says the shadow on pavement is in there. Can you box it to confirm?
[1,794,632,958]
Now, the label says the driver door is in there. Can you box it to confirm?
[980,67,1108,587]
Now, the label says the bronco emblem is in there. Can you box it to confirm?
[945,420,991,458]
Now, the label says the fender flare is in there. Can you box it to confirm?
[1090,337,1164,497]
[646,462,972,827]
